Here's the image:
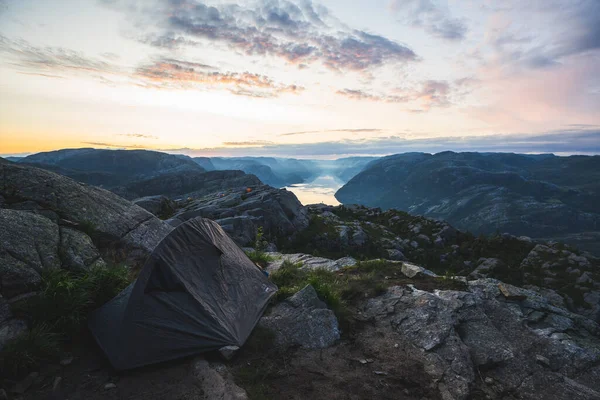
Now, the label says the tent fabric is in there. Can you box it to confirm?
[88,217,278,370]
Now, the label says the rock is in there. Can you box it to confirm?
[174,185,308,246]
[0,163,173,268]
[11,372,39,394]
[60,356,73,366]
[469,258,503,279]
[416,234,431,245]
[104,383,117,390]
[192,358,248,400]
[265,242,278,252]
[498,282,528,300]
[259,285,340,350]
[536,354,550,367]
[362,278,600,400]
[0,319,27,351]
[219,345,239,361]
[59,227,106,271]
[266,253,356,273]
[352,227,368,246]
[400,262,438,278]
[52,377,62,391]
[0,209,59,297]
[386,249,406,261]
[0,296,12,326]
[133,195,176,218]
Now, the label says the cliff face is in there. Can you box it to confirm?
[336,152,600,254]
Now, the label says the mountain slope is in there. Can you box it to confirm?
[19,148,204,188]
[335,152,600,253]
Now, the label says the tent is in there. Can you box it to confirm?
[88,217,278,370]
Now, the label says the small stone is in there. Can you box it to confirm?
[359,359,368,364]
[394,343,399,348]
[366,358,374,363]
[104,383,117,390]
[535,354,550,367]
[498,283,527,301]
[218,345,240,361]
[52,377,62,391]
[484,377,494,384]
[373,371,388,376]
[60,356,74,366]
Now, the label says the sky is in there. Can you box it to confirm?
[0,0,599,158]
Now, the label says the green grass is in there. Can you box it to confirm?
[14,265,131,336]
[2,264,132,380]
[245,250,274,268]
[270,259,467,335]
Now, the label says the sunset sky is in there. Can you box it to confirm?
[1,0,599,158]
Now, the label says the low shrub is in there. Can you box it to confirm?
[14,265,131,336]
[245,250,274,268]
[2,264,132,379]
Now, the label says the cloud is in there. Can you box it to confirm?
[0,34,302,98]
[164,129,600,158]
[103,0,417,71]
[222,140,276,146]
[482,1,600,71]
[336,80,452,110]
[135,57,304,97]
[100,52,120,60]
[118,133,159,139]
[0,35,119,76]
[18,72,65,79]
[81,142,149,149]
[390,0,468,41]
[279,128,384,136]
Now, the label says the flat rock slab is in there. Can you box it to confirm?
[265,253,357,273]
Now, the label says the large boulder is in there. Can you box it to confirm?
[133,195,176,219]
[0,209,60,298]
[0,162,173,266]
[171,185,309,246]
[259,285,340,350]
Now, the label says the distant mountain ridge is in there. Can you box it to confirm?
[19,148,204,188]
[205,156,320,187]
[335,151,600,254]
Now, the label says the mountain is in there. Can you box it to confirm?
[209,157,320,187]
[192,157,216,171]
[335,152,600,254]
[19,148,204,188]
[4,157,24,162]
[112,170,261,200]
[329,156,379,182]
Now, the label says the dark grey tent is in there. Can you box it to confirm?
[88,217,277,370]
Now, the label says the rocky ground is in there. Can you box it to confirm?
[277,204,600,323]
[10,256,600,400]
[1,160,600,400]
